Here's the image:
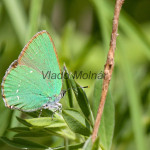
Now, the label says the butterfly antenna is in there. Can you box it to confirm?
[67,85,89,91]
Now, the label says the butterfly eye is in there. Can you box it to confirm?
[62,91,66,97]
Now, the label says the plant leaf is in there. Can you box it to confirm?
[25,117,66,128]
[92,137,101,150]
[0,137,48,149]
[8,127,30,132]
[63,65,73,108]
[93,79,115,150]
[11,127,75,140]
[82,136,92,150]
[14,131,50,137]
[93,79,103,119]
[69,74,94,125]
[15,116,75,140]
[45,127,75,140]
[53,142,84,150]
[16,117,32,127]
[62,109,92,136]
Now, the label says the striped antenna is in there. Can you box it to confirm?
[67,85,89,91]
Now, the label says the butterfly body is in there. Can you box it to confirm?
[1,30,65,112]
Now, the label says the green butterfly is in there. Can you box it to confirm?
[1,31,66,113]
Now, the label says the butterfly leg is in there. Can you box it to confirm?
[51,108,57,120]
[51,105,60,120]
[43,102,62,119]
[56,102,62,113]
[51,103,62,119]
[38,109,43,118]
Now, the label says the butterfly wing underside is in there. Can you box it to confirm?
[1,31,62,111]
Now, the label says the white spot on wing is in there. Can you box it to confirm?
[17,96,19,100]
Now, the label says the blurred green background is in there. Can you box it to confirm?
[0,0,150,150]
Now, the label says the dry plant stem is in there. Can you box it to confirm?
[92,0,125,142]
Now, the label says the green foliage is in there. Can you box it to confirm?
[0,71,114,149]
[69,74,94,125]
[82,137,101,150]
[63,65,73,108]
[53,143,84,150]
[93,79,114,150]
[83,137,93,150]
[62,109,92,136]
[0,137,49,149]
[0,42,5,57]
[0,0,150,150]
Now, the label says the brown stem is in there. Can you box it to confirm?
[92,0,125,142]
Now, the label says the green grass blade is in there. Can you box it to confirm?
[118,41,147,150]
[3,0,27,45]
[120,11,150,60]
[91,0,111,51]
[27,0,43,41]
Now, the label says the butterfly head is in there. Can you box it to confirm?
[60,90,67,98]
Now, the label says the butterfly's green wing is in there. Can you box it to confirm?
[1,31,62,111]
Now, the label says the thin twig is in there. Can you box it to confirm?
[92,0,125,142]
